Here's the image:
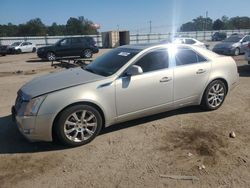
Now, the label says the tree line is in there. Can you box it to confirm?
[180,16,250,32]
[0,16,98,37]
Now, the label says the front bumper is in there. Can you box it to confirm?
[245,51,250,62]
[12,106,54,142]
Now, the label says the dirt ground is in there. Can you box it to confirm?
[0,51,250,188]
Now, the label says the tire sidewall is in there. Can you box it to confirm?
[47,52,55,61]
[55,104,103,147]
[234,48,240,56]
[83,49,93,58]
[202,80,227,111]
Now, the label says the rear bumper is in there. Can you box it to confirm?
[91,47,99,54]
[245,51,250,62]
[37,51,47,59]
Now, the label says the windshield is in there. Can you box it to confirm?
[84,48,140,77]
[224,36,242,42]
[11,42,21,46]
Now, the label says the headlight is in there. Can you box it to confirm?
[39,48,45,52]
[231,44,238,48]
[24,95,46,116]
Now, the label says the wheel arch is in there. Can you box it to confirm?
[52,101,106,141]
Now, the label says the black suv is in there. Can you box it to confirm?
[37,37,99,60]
[211,32,227,41]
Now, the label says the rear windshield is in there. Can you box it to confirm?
[84,48,140,77]
[11,42,21,46]
[224,36,242,42]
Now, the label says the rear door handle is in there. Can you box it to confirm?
[196,69,206,74]
[160,77,172,83]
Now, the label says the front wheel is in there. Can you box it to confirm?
[17,49,22,54]
[82,49,93,58]
[234,48,240,56]
[54,104,103,147]
[201,80,227,111]
[32,47,36,52]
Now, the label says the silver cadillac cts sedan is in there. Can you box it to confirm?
[12,43,239,146]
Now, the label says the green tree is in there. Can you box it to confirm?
[212,19,224,30]
[48,22,66,36]
[17,18,46,36]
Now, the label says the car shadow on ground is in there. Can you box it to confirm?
[101,106,203,135]
[0,115,67,154]
[238,64,250,77]
[0,106,203,154]
[26,59,49,63]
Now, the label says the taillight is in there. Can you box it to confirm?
[248,43,250,49]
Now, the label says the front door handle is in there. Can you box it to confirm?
[160,77,172,83]
[196,69,206,74]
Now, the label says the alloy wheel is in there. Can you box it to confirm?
[83,49,92,58]
[63,110,98,142]
[47,52,56,61]
[207,83,225,108]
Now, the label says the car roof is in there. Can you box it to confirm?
[119,43,162,50]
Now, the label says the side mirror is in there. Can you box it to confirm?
[125,65,143,76]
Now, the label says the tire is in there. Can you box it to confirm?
[54,104,103,147]
[201,80,227,111]
[248,61,250,65]
[32,47,36,52]
[234,48,240,56]
[82,49,93,58]
[46,52,56,61]
[17,49,22,54]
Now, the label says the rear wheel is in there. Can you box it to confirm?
[46,52,56,61]
[201,80,227,111]
[54,104,103,147]
[82,49,93,58]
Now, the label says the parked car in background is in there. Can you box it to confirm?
[12,43,239,146]
[213,34,250,56]
[37,37,99,61]
[8,42,37,54]
[0,45,8,56]
[211,32,227,41]
[244,42,250,64]
[171,37,208,49]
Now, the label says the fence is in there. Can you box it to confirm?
[0,35,103,47]
[1,29,250,47]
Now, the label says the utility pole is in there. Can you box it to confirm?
[149,20,152,33]
[204,11,208,40]
[205,11,208,30]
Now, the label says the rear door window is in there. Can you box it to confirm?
[175,48,207,66]
[185,39,196,44]
[71,38,82,44]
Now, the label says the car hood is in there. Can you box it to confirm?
[214,42,237,49]
[38,45,54,50]
[21,67,104,98]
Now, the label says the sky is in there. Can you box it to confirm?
[0,0,250,33]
